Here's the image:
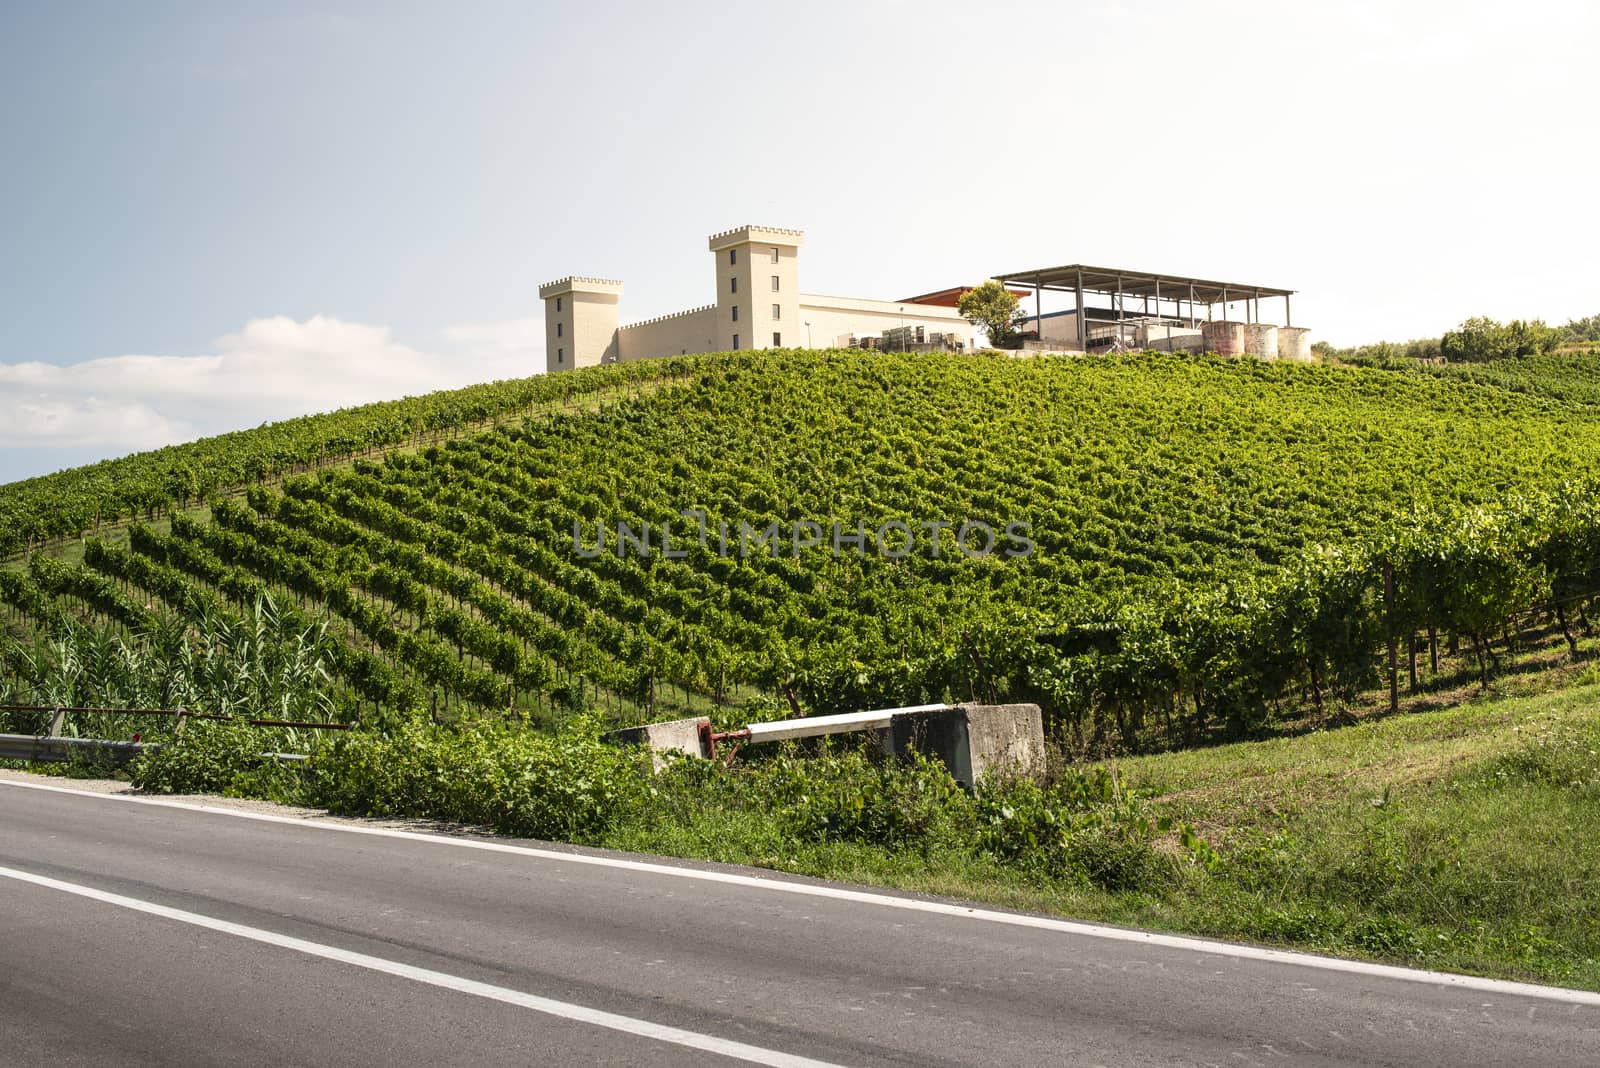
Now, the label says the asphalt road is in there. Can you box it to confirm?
[2,774,1598,1067]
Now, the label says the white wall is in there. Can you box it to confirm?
[1033,311,1081,346]
[798,294,975,350]
[616,306,719,361]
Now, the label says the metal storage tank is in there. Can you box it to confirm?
[1245,323,1279,359]
[1201,320,1246,356]
[1277,326,1313,361]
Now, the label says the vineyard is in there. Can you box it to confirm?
[1424,350,1600,407]
[7,348,1600,751]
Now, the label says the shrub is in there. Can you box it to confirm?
[975,769,1173,889]
[1349,914,1425,956]
[1068,823,1168,891]
[740,748,972,853]
[130,721,305,801]
[303,716,651,843]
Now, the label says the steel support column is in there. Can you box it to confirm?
[1075,269,1085,350]
[1035,273,1043,346]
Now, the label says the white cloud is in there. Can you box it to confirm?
[0,314,546,476]
[0,394,189,452]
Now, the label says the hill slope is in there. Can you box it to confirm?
[7,349,1600,747]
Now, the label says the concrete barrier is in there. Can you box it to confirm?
[609,702,1048,789]
[606,716,710,769]
[886,703,1047,790]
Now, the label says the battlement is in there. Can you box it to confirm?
[707,225,806,252]
[538,276,625,299]
[619,305,716,331]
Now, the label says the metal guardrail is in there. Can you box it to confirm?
[0,705,354,731]
[0,734,147,766]
[0,704,336,768]
[0,733,308,767]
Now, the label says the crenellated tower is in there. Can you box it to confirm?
[539,276,623,373]
[707,226,804,352]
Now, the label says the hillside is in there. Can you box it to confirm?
[7,349,1600,750]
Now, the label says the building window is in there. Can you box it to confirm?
[772,332,781,347]
[556,297,562,312]
[771,248,779,263]
[556,322,563,337]
[731,305,738,322]
[771,304,781,320]
[733,334,739,350]
[731,277,737,293]
[771,275,780,292]
[729,248,737,266]
[557,348,564,364]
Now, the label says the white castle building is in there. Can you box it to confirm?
[539,225,979,374]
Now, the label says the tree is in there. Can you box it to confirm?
[1441,316,1567,362]
[958,281,1026,350]
[1441,316,1511,362]
[1565,313,1600,342]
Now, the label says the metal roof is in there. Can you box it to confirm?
[899,285,1032,307]
[990,263,1294,305]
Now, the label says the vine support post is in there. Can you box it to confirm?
[1383,560,1398,716]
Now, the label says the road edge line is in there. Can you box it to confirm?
[0,862,845,1068]
[5,774,1599,1008]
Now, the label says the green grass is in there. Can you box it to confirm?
[601,678,1600,990]
[1103,680,1600,985]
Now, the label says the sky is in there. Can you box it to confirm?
[2,0,1596,483]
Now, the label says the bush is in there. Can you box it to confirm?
[130,722,305,801]
[705,747,973,854]
[1254,905,1345,947]
[1349,914,1425,956]
[974,769,1172,889]
[1068,824,1168,891]
[303,717,652,843]
[974,777,1075,877]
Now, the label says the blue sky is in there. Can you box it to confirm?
[2,0,1596,483]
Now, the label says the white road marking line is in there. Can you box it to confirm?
[6,775,1600,1007]
[0,863,847,1068]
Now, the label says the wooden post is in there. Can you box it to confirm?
[1383,562,1399,715]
